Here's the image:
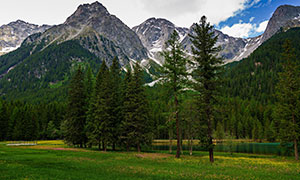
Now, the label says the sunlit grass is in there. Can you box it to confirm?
[0,140,299,179]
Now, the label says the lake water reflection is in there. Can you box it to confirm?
[152,142,294,156]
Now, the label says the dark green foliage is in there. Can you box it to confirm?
[160,30,190,158]
[65,67,87,147]
[109,57,122,150]
[189,16,223,163]
[0,40,101,102]
[122,64,152,152]
[0,100,8,140]
[0,44,34,76]
[223,28,300,104]
[274,40,300,160]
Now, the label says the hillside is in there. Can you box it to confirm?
[0,40,101,102]
[223,27,300,104]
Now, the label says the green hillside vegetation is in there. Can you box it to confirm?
[223,27,300,104]
[0,40,101,102]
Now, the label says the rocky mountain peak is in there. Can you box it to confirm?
[262,5,300,42]
[0,20,51,55]
[64,1,109,27]
[133,17,188,64]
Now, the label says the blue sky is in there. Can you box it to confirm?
[217,0,300,38]
[0,0,300,38]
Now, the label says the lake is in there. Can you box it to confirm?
[152,142,295,156]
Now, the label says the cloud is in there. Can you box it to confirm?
[220,20,269,38]
[220,23,254,38]
[256,20,268,32]
[138,0,262,27]
[249,17,255,22]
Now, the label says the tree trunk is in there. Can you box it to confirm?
[175,95,181,158]
[190,137,193,156]
[102,140,105,151]
[126,142,129,152]
[294,139,299,161]
[103,141,107,152]
[112,142,116,151]
[207,105,214,163]
[169,129,172,153]
[137,143,141,153]
[209,146,214,163]
[292,114,299,161]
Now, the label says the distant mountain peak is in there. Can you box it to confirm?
[64,1,109,26]
[262,4,300,42]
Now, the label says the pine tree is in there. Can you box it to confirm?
[122,63,152,152]
[91,61,111,151]
[120,69,134,151]
[65,66,87,147]
[274,40,300,160]
[189,16,223,163]
[109,57,122,150]
[0,100,8,140]
[84,65,95,148]
[160,30,190,158]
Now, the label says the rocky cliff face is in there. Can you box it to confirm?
[133,18,188,65]
[262,5,300,43]
[134,19,260,64]
[0,20,50,55]
[24,1,148,66]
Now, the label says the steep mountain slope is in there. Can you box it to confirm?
[262,5,300,42]
[23,1,147,66]
[0,20,50,55]
[223,27,300,104]
[133,18,188,65]
[0,1,149,101]
[134,18,261,63]
[134,5,300,64]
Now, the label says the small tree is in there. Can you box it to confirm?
[189,16,223,163]
[274,40,300,160]
[160,30,190,158]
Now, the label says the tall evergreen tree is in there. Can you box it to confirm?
[189,16,223,163]
[120,69,134,151]
[65,66,87,147]
[109,57,122,150]
[122,63,152,152]
[160,30,189,158]
[88,61,112,151]
[0,100,8,140]
[274,40,300,161]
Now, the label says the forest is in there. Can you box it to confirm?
[0,17,299,162]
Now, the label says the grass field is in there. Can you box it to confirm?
[0,141,300,180]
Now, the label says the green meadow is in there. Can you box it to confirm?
[0,141,299,180]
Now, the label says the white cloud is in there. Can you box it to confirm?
[135,0,262,27]
[249,17,255,22]
[0,0,263,30]
[220,23,254,38]
[220,20,269,38]
[256,20,268,32]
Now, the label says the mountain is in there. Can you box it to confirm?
[134,18,262,64]
[23,1,147,66]
[134,5,300,64]
[223,27,300,104]
[0,1,148,101]
[262,5,300,43]
[0,20,50,55]
[133,18,188,65]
